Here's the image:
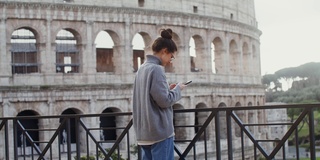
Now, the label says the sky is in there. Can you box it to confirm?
[254,0,320,75]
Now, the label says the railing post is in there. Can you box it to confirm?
[13,119,18,160]
[294,127,299,160]
[226,110,233,160]
[215,111,221,160]
[308,108,315,159]
[241,128,244,160]
[282,143,286,159]
[138,145,142,160]
[75,117,80,160]
[66,118,71,160]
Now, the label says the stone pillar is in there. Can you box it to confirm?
[84,20,96,74]
[214,49,226,74]
[0,18,10,76]
[113,44,127,74]
[116,117,127,150]
[122,20,133,74]
[180,45,190,74]
[87,98,99,154]
[231,51,241,75]
[193,46,209,73]
[42,100,61,158]
[0,100,10,159]
[43,18,55,74]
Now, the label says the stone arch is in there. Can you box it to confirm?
[59,108,83,152]
[10,27,40,74]
[242,42,251,75]
[229,40,240,74]
[16,110,40,153]
[55,28,81,73]
[218,102,227,139]
[94,30,117,72]
[173,104,186,140]
[100,107,121,142]
[6,21,43,43]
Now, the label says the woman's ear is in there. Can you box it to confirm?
[163,48,169,54]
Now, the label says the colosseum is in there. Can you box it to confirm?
[0,0,266,159]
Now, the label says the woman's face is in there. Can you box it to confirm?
[160,48,176,66]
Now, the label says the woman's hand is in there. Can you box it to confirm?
[170,83,186,90]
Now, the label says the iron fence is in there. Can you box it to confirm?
[0,103,319,160]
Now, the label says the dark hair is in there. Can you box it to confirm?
[152,29,177,53]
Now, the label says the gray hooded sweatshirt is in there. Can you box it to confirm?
[132,55,182,144]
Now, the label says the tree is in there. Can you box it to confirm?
[262,74,280,91]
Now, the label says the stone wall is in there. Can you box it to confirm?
[0,0,265,159]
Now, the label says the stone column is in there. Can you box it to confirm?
[86,98,99,154]
[0,100,9,159]
[43,100,61,159]
[84,20,96,74]
[180,45,190,74]
[214,49,226,74]
[0,18,10,76]
[113,44,127,74]
[186,96,195,140]
[231,51,241,75]
[42,18,55,74]
[198,46,212,73]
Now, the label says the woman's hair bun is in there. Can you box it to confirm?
[160,29,173,39]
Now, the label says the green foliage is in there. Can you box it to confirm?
[274,62,320,79]
[267,85,320,103]
[263,62,320,91]
[130,144,138,155]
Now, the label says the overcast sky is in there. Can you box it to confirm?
[254,0,320,75]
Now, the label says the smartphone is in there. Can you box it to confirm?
[184,80,192,85]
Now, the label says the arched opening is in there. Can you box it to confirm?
[100,108,120,142]
[60,108,80,152]
[11,28,39,74]
[189,37,197,72]
[95,31,115,72]
[211,43,216,74]
[189,35,204,72]
[132,33,145,72]
[16,110,39,155]
[56,29,80,73]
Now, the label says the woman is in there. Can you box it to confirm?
[132,28,187,160]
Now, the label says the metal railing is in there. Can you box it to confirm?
[0,103,319,160]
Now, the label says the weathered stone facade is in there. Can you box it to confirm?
[0,0,266,159]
